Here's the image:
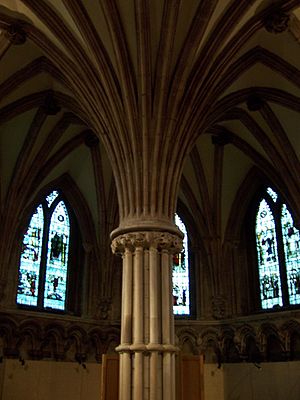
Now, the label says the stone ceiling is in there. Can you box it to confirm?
[0,0,299,244]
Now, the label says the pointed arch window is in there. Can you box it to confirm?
[255,187,300,309]
[173,214,190,315]
[17,190,72,311]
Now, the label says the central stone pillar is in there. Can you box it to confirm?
[111,228,182,400]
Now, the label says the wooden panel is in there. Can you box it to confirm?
[179,355,204,400]
[100,353,204,400]
[101,354,119,400]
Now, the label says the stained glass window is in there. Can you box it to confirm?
[281,204,300,305]
[17,191,71,311]
[173,214,190,315]
[46,190,59,207]
[255,187,300,310]
[17,205,44,307]
[256,199,282,309]
[267,187,278,203]
[44,201,70,310]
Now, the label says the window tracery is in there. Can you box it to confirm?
[17,190,71,311]
[173,214,190,315]
[255,187,300,309]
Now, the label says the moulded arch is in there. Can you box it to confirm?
[281,320,300,359]
[40,323,66,359]
[66,325,89,357]
[12,175,97,315]
[0,317,19,356]
[0,90,84,124]
[19,319,42,348]
[209,87,300,127]
[225,167,291,243]
[105,333,120,354]
[236,324,258,354]
[258,322,285,361]
[36,174,98,249]
[88,327,120,361]
[199,328,222,364]
[176,327,200,355]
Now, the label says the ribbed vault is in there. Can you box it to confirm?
[1,0,299,227]
[0,0,300,313]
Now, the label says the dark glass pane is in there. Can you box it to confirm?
[44,201,70,310]
[256,199,282,309]
[281,204,300,305]
[173,214,190,315]
[17,205,44,306]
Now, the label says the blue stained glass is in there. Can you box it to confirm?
[44,201,70,310]
[17,205,44,306]
[267,187,278,203]
[281,204,300,305]
[173,214,190,315]
[256,199,283,309]
[46,190,59,207]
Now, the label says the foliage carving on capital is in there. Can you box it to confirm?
[95,297,112,320]
[111,231,182,254]
[154,232,182,253]
[0,279,7,301]
[263,10,289,34]
[212,295,227,320]
[5,24,27,45]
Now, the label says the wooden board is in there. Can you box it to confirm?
[100,353,204,400]
[101,354,119,400]
[178,354,204,400]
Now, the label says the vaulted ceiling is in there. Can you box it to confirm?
[0,0,300,247]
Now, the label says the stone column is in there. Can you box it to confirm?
[112,229,182,400]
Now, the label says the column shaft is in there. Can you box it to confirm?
[119,248,133,400]
[133,247,144,399]
[149,246,159,343]
[161,251,173,400]
[122,249,133,344]
[133,246,144,343]
[149,246,160,400]
[111,229,182,400]
[161,250,171,343]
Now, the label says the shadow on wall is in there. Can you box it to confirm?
[1,359,102,400]
[222,361,300,400]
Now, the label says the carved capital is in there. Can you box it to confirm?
[82,241,93,254]
[0,279,7,301]
[264,10,290,34]
[212,295,227,320]
[95,297,112,320]
[111,231,182,254]
[246,94,264,111]
[289,14,300,44]
[211,132,231,146]
[84,131,99,148]
[43,92,61,115]
[5,24,27,45]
